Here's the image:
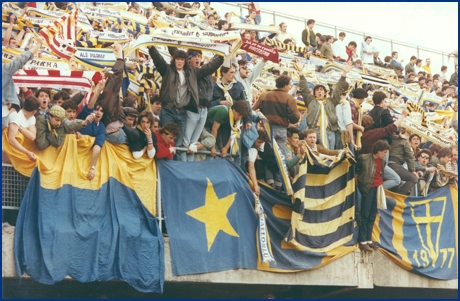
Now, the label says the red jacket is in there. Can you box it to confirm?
[359,123,397,155]
[155,131,175,160]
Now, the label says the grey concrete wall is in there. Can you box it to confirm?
[2,225,457,289]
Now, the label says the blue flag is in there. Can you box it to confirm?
[11,135,164,293]
[158,159,258,276]
[373,185,458,280]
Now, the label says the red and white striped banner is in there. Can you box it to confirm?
[39,8,79,61]
[12,69,103,105]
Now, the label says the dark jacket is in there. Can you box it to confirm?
[167,47,215,112]
[210,81,246,108]
[357,153,386,194]
[367,106,393,129]
[252,88,300,127]
[35,114,84,150]
[388,134,415,172]
[148,46,223,110]
[373,56,385,67]
[301,28,316,47]
[359,123,397,155]
[123,125,158,154]
[210,81,251,125]
[98,58,126,126]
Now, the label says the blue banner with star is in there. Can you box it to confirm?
[373,185,458,280]
[158,159,259,276]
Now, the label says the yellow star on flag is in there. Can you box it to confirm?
[186,178,239,251]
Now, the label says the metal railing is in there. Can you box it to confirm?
[217,2,457,72]
[2,163,30,210]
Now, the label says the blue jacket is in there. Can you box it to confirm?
[2,50,33,107]
[210,81,246,108]
[77,105,106,147]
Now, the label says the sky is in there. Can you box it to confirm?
[213,2,458,73]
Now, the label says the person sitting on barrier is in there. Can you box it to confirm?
[35,105,94,151]
[155,122,181,160]
[304,129,339,161]
[388,130,418,195]
[415,149,436,195]
[123,109,157,159]
[206,101,249,159]
[5,95,40,162]
[247,129,282,192]
[356,140,391,252]
[359,109,408,192]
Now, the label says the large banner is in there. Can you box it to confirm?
[6,134,163,293]
[373,185,458,280]
[158,159,259,276]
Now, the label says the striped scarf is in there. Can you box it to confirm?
[38,8,79,60]
[350,97,363,149]
[228,107,241,156]
[316,98,329,149]
[138,78,155,111]
[215,78,234,104]
[12,69,103,106]
[264,38,308,57]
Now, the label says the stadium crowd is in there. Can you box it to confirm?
[2,2,458,252]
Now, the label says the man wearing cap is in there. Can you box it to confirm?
[297,61,353,150]
[35,105,94,150]
[349,88,367,150]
